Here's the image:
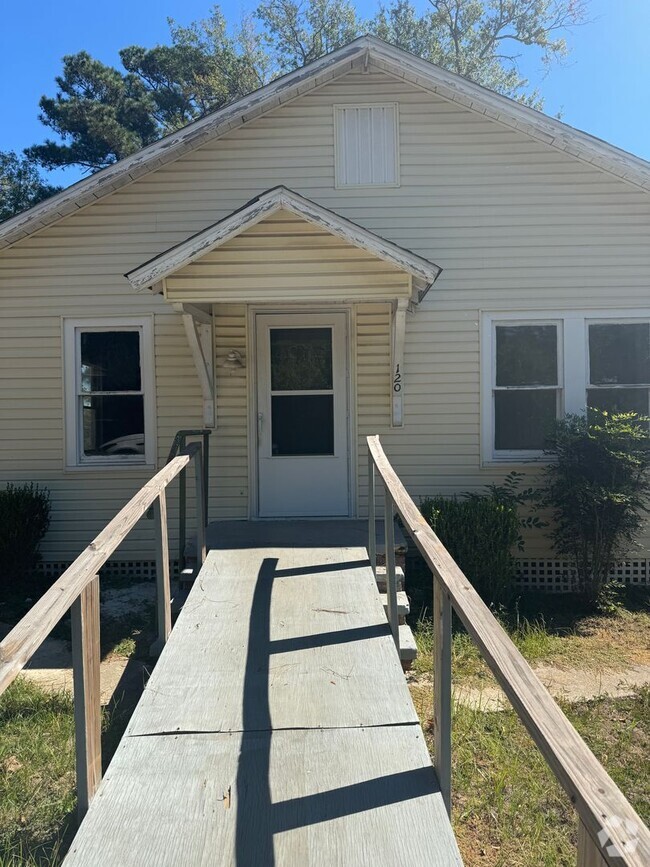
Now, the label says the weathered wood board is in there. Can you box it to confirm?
[127,547,417,735]
[64,726,462,866]
[63,545,462,865]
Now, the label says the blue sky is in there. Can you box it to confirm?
[1,0,648,187]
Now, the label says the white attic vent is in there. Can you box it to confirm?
[334,104,399,187]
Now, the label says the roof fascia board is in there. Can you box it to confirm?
[3,34,650,252]
[0,40,369,251]
[365,37,650,191]
[125,186,442,291]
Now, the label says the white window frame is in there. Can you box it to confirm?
[334,103,400,189]
[63,316,156,469]
[481,309,650,465]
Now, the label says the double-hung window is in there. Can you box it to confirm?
[493,322,561,454]
[587,322,650,416]
[64,318,155,468]
[482,311,650,463]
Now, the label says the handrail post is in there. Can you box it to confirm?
[383,486,399,650]
[368,450,377,577]
[150,491,171,657]
[202,431,210,527]
[178,454,187,573]
[71,575,101,821]
[194,446,207,567]
[577,821,608,866]
[433,574,452,817]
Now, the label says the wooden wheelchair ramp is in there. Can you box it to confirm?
[63,546,461,866]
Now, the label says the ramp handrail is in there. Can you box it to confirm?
[0,442,206,821]
[367,435,650,867]
[167,429,211,571]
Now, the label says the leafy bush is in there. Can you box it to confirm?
[537,409,650,602]
[0,483,51,593]
[420,474,534,605]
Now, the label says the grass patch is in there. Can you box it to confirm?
[0,681,75,866]
[411,581,650,683]
[409,683,650,866]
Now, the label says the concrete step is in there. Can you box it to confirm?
[399,623,418,668]
[374,565,405,592]
[379,590,410,618]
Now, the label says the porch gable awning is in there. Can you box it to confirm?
[125,186,442,307]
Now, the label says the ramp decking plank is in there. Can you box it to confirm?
[127,547,417,735]
[63,544,462,865]
[63,727,462,866]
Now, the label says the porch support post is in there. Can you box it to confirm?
[391,298,407,427]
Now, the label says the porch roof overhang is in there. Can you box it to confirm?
[124,186,442,308]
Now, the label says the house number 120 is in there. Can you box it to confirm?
[393,364,402,392]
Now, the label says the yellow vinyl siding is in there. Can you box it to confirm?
[355,303,392,515]
[1,65,650,560]
[213,305,248,518]
[165,210,410,304]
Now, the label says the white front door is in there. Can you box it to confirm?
[256,312,350,517]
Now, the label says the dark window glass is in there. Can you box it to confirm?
[80,331,141,392]
[589,323,650,385]
[270,328,333,391]
[496,325,557,387]
[82,395,145,456]
[271,395,334,456]
[587,388,648,418]
[495,390,557,451]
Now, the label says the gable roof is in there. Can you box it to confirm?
[2,35,650,252]
[125,185,442,304]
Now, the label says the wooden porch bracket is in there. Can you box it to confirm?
[175,304,215,427]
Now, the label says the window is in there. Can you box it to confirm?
[481,311,650,463]
[587,323,650,416]
[493,323,560,452]
[334,104,399,187]
[64,318,155,468]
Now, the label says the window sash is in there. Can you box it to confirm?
[482,312,650,463]
[491,320,562,457]
[64,318,154,469]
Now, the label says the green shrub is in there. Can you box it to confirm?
[420,489,522,605]
[0,483,51,593]
[537,409,650,602]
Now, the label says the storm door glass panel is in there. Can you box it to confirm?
[588,323,650,420]
[494,324,559,452]
[78,330,145,458]
[270,329,333,390]
[270,327,335,456]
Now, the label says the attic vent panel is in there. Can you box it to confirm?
[335,104,399,187]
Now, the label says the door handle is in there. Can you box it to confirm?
[258,412,264,434]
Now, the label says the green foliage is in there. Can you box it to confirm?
[257,0,361,70]
[259,0,589,106]
[538,409,650,602]
[0,151,61,221]
[370,0,588,108]
[421,481,524,604]
[25,51,160,172]
[0,484,51,593]
[22,0,590,179]
[26,9,267,173]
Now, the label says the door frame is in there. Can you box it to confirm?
[247,304,357,519]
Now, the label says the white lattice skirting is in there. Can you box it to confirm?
[516,560,650,592]
[39,559,175,583]
[38,558,650,593]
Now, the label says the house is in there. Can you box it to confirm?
[2,35,650,589]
